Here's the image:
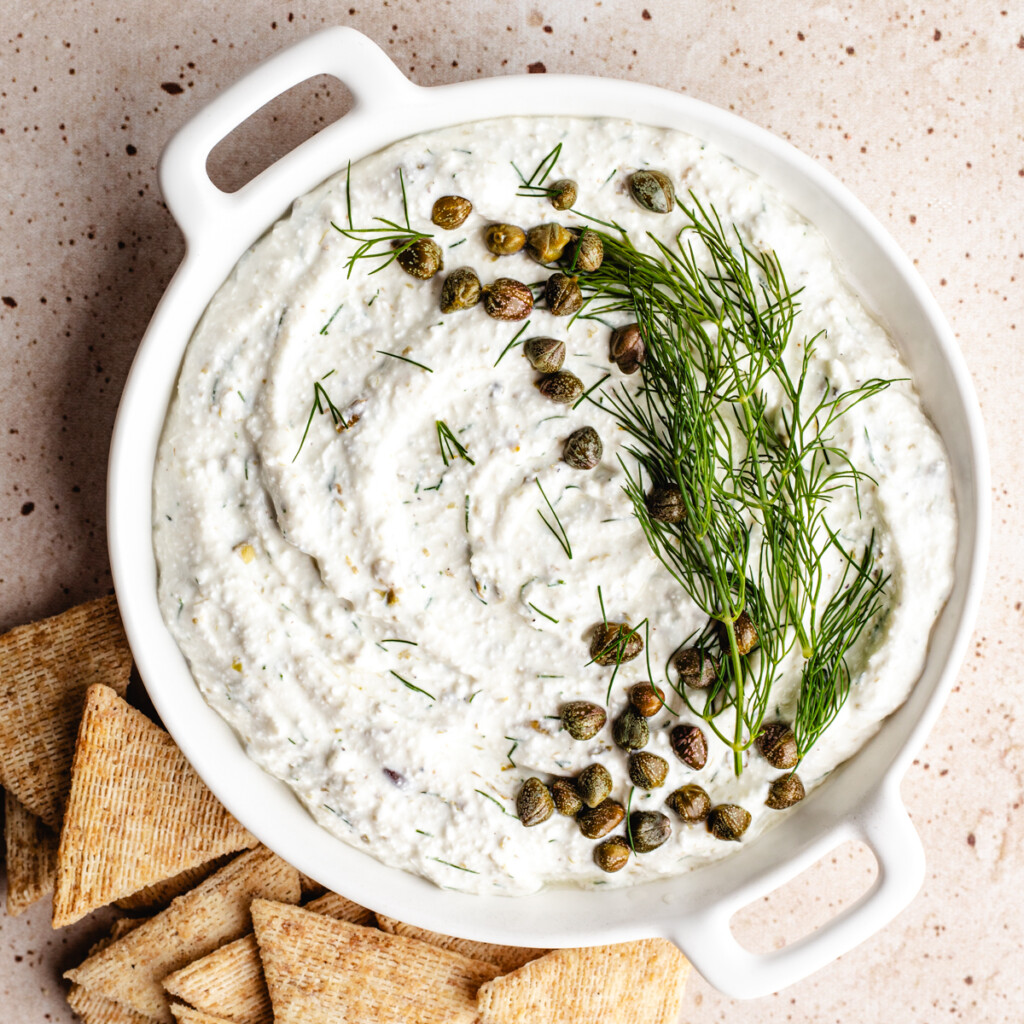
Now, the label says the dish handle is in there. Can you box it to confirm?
[672,783,924,999]
[158,28,415,245]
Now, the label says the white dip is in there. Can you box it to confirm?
[154,117,956,895]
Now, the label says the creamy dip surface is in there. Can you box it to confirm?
[153,117,956,895]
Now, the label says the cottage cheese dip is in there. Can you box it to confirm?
[154,117,956,895]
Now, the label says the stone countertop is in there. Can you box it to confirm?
[2,1,1021,1020]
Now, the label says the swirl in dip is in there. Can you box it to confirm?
[154,118,956,894]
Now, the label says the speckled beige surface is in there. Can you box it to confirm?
[2,1,1021,1020]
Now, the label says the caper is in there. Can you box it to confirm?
[568,230,604,272]
[670,723,708,770]
[590,622,644,666]
[431,195,472,230]
[483,278,534,321]
[629,810,672,853]
[646,486,686,523]
[756,722,799,770]
[545,273,583,316]
[516,777,554,827]
[577,799,625,839]
[484,223,526,255]
[594,836,630,873]
[629,169,675,214]
[439,267,481,313]
[549,178,578,211]
[563,426,603,470]
[719,610,759,655]
[628,751,669,790]
[673,648,718,690]
[707,804,751,841]
[551,777,583,817]
[613,707,650,751]
[536,370,584,404]
[576,763,613,808]
[526,222,574,263]
[560,700,606,741]
[609,323,645,374]
[666,784,711,824]
[524,336,565,374]
[628,681,666,718]
[396,238,443,280]
[766,773,805,810]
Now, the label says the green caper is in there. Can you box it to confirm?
[524,336,565,374]
[629,810,671,853]
[483,278,534,321]
[526,222,574,263]
[628,751,669,790]
[590,622,644,666]
[551,777,583,816]
[563,426,602,470]
[431,195,472,230]
[646,486,686,523]
[766,773,805,810]
[536,370,584,404]
[484,223,527,255]
[594,836,630,873]
[545,273,583,316]
[609,323,645,374]
[516,777,554,827]
[613,707,650,751]
[396,238,443,280]
[756,723,799,769]
[568,230,604,273]
[577,799,625,839]
[628,682,666,718]
[673,648,718,690]
[560,700,606,741]
[707,804,751,841]
[666,784,712,824]
[439,267,481,313]
[549,178,578,211]
[576,763,613,808]
[629,169,675,214]
[669,723,707,769]
[719,610,759,655]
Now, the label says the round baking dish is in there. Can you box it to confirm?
[108,28,989,999]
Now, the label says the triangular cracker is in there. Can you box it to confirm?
[170,1006,238,1024]
[475,939,691,1024]
[4,788,59,915]
[65,846,300,1024]
[0,595,131,827]
[66,916,151,1024]
[375,914,546,973]
[115,855,235,913]
[160,889,374,1024]
[53,684,256,926]
[252,899,499,1024]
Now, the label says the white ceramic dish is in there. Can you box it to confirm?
[107,28,989,999]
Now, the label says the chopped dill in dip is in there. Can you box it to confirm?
[153,117,956,895]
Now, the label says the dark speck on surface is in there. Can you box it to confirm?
[21,502,35,515]
[161,81,184,94]
[642,8,651,19]
[2,296,16,308]
[528,61,546,73]
[125,144,137,155]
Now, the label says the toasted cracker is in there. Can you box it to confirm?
[65,846,300,1024]
[252,899,499,1024]
[4,788,59,915]
[67,917,152,1024]
[0,595,131,827]
[115,855,235,913]
[53,684,256,927]
[170,1005,238,1024]
[375,914,545,973]
[476,939,691,1024]
[297,871,326,899]
[305,889,374,926]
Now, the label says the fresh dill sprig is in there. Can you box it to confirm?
[572,372,610,410]
[377,350,433,373]
[389,669,435,701]
[475,789,517,817]
[319,303,343,335]
[293,370,349,462]
[512,142,562,199]
[528,603,560,624]
[504,736,519,767]
[331,166,433,278]
[494,320,532,367]
[431,857,479,874]
[436,420,476,466]
[536,479,572,559]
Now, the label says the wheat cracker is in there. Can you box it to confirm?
[4,788,59,915]
[170,1006,237,1024]
[115,855,235,913]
